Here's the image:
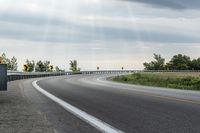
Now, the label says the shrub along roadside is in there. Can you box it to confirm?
[112,73,200,90]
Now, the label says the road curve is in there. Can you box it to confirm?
[28,74,200,133]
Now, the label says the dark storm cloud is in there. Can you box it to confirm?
[124,0,200,10]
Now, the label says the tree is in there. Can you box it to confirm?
[1,53,18,71]
[143,53,165,70]
[166,54,191,70]
[35,60,51,72]
[190,58,200,70]
[69,60,81,72]
[55,66,65,72]
[1,53,10,66]
[9,56,18,71]
[6,58,11,70]
[1,53,7,64]
[43,61,51,72]
[35,60,43,72]
[25,59,35,72]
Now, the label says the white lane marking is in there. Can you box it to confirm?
[32,80,124,133]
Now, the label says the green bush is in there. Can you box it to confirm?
[113,73,200,91]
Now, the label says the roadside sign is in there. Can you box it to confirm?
[23,64,29,72]
[50,65,53,71]
[0,64,7,91]
[0,56,3,64]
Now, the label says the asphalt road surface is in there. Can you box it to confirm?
[21,74,200,133]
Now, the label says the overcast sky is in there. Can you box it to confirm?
[1,0,200,71]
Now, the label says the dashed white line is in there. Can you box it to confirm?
[32,80,124,133]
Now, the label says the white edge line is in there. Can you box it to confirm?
[32,80,124,133]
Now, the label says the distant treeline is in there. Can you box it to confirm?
[144,54,200,70]
[0,53,64,72]
[1,53,81,72]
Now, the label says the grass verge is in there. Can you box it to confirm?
[112,72,200,90]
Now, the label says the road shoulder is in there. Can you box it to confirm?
[0,80,55,133]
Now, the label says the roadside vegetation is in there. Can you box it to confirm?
[112,72,200,90]
[0,53,71,72]
[113,53,200,90]
[143,53,200,70]
[69,60,81,73]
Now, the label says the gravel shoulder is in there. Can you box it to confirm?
[0,80,55,133]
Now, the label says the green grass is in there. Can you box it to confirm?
[112,72,200,90]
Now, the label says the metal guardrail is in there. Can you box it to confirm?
[66,70,200,75]
[7,72,66,82]
[7,70,200,82]
[2,69,200,91]
[6,71,128,82]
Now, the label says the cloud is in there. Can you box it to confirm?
[0,21,199,44]
[1,0,200,70]
[123,0,200,10]
[0,12,65,26]
[0,10,200,44]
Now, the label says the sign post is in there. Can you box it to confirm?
[0,64,7,91]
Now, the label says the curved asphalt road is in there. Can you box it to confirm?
[24,74,200,133]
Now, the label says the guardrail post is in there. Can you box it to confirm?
[0,64,7,91]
